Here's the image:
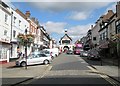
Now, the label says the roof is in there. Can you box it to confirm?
[60,34,72,41]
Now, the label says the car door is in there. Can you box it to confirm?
[27,54,40,65]
[27,54,35,65]
[38,54,48,63]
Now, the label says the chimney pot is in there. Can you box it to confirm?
[25,11,30,18]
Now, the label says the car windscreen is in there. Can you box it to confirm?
[39,54,47,57]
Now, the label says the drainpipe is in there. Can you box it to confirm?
[10,11,13,59]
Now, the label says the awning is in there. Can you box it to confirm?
[10,41,18,44]
[99,42,109,49]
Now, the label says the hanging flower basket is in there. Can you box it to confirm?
[17,33,35,46]
[112,34,120,40]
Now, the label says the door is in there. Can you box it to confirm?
[27,54,40,65]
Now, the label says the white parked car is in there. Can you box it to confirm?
[16,52,52,67]
[40,50,54,59]
[44,48,59,57]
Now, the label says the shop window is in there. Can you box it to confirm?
[1,48,7,59]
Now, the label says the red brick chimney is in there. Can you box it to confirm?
[116,1,120,18]
[25,11,30,18]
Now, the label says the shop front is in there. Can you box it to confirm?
[98,41,110,58]
[0,42,11,63]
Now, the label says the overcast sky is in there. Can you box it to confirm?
[4,0,118,44]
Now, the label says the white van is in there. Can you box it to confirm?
[44,48,59,57]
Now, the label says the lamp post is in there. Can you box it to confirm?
[25,28,27,69]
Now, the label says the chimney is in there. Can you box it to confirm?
[31,17,35,22]
[25,11,30,18]
[116,1,120,18]
[35,19,39,25]
[91,25,93,29]
[107,10,114,17]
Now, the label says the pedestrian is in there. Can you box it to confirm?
[22,54,25,59]
[18,51,22,58]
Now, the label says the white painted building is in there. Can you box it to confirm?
[59,30,74,52]
[0,1,11,62]
[10,9,30,59]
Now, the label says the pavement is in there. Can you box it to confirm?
[90,58,120,83]
[0,57,120,85]
[0,61,51,85]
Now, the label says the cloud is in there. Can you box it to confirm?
[43,21,67,34]
[67,23,94,42]
[43,21,94,42]
[105,2,116,13]
[27,2,112,21]
[27,2,111,12]
[69,11,91,21]
[68,23,93,37]
[43,21,93,38]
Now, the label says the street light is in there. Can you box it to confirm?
[25,28,27,69]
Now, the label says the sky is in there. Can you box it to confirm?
[4,0,118,44]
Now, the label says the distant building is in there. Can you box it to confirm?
[40,26,51,49]
[91,21,100,48]
[98,10,115,49]
[85,29,92,49]
[59,30,73,52]
[80,36,90,50]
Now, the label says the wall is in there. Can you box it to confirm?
[10,8,29,58]
[0,3,11,62]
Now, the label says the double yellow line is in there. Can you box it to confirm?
[87,66,119,86]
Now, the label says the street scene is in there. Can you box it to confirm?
[0,0,120,86]
[1,53,119,85]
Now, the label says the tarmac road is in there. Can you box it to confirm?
[24,54,115,85]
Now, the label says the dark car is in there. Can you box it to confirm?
[87,48,100,60]
[66,50,73,54]
[80,50,88,57]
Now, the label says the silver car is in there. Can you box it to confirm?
[87,49,100,60]
[16,52,52,67]
[80,51,88,57]
[40,50,54,59]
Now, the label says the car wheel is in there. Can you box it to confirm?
[20,62,26,67]
[44,60,49,65]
